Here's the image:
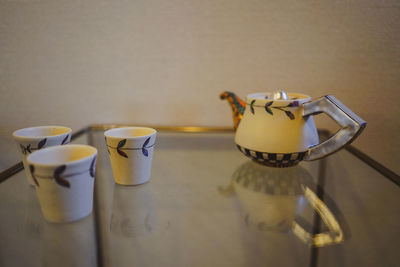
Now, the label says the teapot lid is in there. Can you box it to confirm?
[246,91,311,106]
[272,91,289,100]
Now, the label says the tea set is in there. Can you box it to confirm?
[12,90,366,225]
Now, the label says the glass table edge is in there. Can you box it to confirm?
[1,124,399,186]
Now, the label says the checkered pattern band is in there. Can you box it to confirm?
[236,144,307,168]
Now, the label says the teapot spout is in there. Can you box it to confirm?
[220,91,246,130]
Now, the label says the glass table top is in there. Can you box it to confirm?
[0,128,399,267]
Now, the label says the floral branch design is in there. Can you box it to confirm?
[61,134,69,145]
[117,139,128,158]
[90,156,96,178]
[20,144,32,155]
[29,159,96,188]
[265,101,299,120]
[265,101,273,115]
[20,138,47,154]
[250,100,299,120]
[112,137,153,158]
[54,165,70,188]
[38,138,47,149]
[142,137,150,157]
[250,100,256,114]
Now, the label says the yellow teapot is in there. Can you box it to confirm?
[220,91,366,167]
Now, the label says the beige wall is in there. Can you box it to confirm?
[1,0,399,173]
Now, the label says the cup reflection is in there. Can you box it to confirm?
[42,215,97,267]
[110,183,156,238]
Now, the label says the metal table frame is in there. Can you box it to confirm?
[1,124,399,186]
[1,124,399,267]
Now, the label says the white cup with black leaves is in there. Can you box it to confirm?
[27,144,97,223]
[13,126,72,186]
[104,127,157,185]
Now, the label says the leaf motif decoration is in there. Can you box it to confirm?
[117,150,128,158]
[54,165,70,188]
[20,144,26,154]
[142,148,149,157]
[90,156,96,178]
[287,101,299,107]
[117,139,127,149]
[117,139,128,158]
[61,135,69,145]
[26,144,32,154]
[29,165,39,187]
[142,137,151,148]
[285,111,295,120]
[38,138,47,149]
[250,100,256,114]
[265,102,273,115]
[105,139,111,154]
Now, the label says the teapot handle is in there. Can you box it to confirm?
[303,95,366,161]
[292,186,344,247]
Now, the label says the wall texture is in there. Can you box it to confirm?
[1,0,399,173]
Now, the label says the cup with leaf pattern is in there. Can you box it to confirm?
[27,144,97,223]
[13,126,72,186]
[104,127,157,185]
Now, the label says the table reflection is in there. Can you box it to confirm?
[106,183,158,266]
[110,183,157,238]
[219,160,344,247]
[23,188,43,240]
[41,215,97,267]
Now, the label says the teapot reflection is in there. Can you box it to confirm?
[219,161,343,247]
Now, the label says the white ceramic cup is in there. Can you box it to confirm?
[13,126,72,186]
[104,127,157,185]
[27,144,98,223]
